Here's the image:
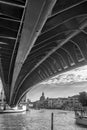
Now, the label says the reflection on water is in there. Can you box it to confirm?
[0,109,87,130]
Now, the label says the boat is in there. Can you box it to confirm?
[75,109,87,126]
[0,105,26,114]
[75,116,87,126]
[0,89,27,114]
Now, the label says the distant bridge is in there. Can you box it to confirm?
[0,0,87,106]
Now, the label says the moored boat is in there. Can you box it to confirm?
[75,116,87,126]
[75,109,87,126]
[0,105,26,114]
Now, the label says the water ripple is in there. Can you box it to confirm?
[0,109,87,130]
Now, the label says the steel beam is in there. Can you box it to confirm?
[10,0,57,104]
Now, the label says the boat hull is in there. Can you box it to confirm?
[0,109,26,114]
[0,106,26,114]
[76,117,87,126]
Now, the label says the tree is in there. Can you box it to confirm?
[78,92,87,106]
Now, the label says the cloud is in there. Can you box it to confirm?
[27,65,87,101]
[41,65,87,85]
[27,81,87,101]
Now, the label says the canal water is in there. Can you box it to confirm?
[0,109,87,130]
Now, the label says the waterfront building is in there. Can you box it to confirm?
[67,95,80,106]
[46,97,68,109]
[0,89,5,102]
[46,98,53,108]
[63,95,82,110]
[39,92,45,108]
[33,100,40,109]
[40,92,45,102]
[32,93,81,110]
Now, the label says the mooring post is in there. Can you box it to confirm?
[51,112,54,130]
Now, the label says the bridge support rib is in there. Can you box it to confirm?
[9,0,57,105]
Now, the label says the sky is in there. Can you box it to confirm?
[27,65,87,101]
[27,81,87,101]
[1,65,87,101]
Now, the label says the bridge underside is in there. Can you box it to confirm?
[0,0,87,106]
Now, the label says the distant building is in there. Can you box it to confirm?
[67,95,80,106]
[32,93,81,110]
[0,89,5,102]
[39,92,45,108]
[32,92,68,109]
[33,100,41,109]
[63,95,82,110]
[33,92,46,109]
[46,97,67,109]
[40,92,45,102]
